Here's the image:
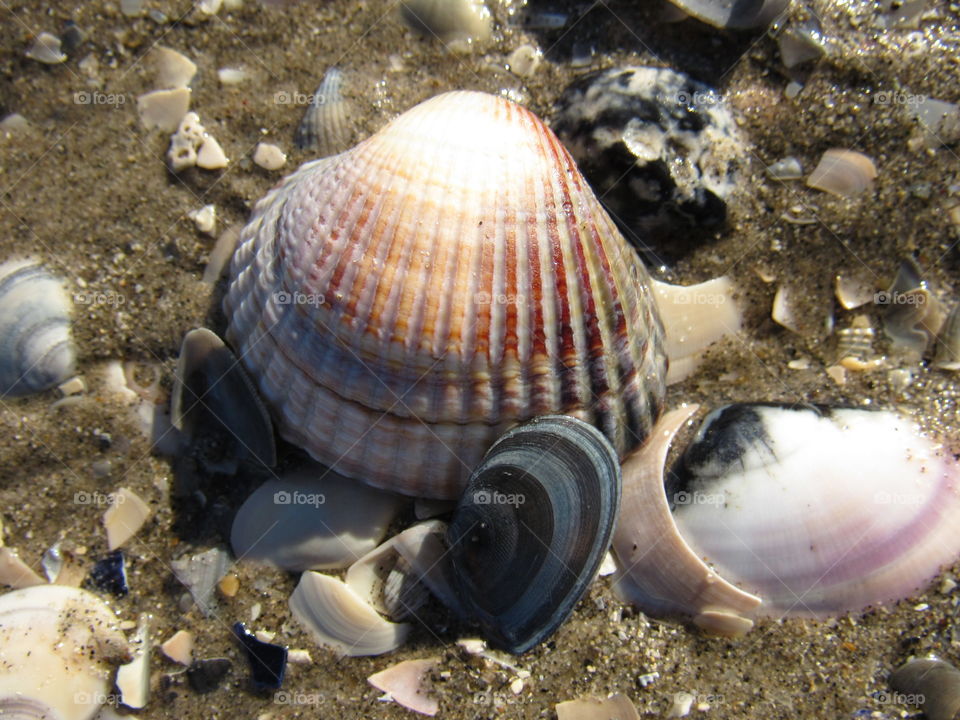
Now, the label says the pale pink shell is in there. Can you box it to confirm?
[224,91,665,498]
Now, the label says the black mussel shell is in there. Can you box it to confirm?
[446,415,621,654]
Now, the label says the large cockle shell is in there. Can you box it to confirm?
[617,403,960,628]
[0,259,76,397]
[224,90,666,499]
[446,415,621,654]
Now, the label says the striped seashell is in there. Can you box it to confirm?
[224,90,666,499]
[0,259,76,397]
[293,67,351,157]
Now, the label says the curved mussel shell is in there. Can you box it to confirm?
[446,415,621,654]
[171,328,276,473]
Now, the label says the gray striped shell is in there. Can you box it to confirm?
[0,259,75,397]
[293,67,351,157]
[224,90,666,499]
[445,415,621,654]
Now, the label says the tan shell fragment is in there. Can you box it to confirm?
[555,693,641,720]
[612,405,761,636]
[224,91,666,499]
[806,149,877,198]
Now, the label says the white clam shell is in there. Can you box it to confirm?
[613,405,761,635]
[289,571,410,657]
[224,90,666,499]
[0,585,130,720]
[230,468,402,571]
[672,405,960,616]
[0,259,76,397]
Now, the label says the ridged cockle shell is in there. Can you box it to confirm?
[224,90,666,499]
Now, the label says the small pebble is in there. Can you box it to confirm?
[189,205,217,235]
[217,67,248,85]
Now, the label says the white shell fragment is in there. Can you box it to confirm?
[555,693,641,720]
[0,585,130,720]
[197,134,229,169]
[103,487,152,551]
[188,204,217,235]
[151,46,197,89]
[771,284,801,333]
[908,97,960,148]
[0,259,76,397]
[806,149,877,198]
[368,658,441,716]
[253,142,287,170]
[116,616,150,709]
[834,273,875,310]
[652,277,742,385]
[26,32,66,64]
[137,88,191,133]
[507,44,541,77]
[613,405,761,636]
[671,405,960,616]
[346,520,457,618]
[230,468,401,571]
[160,629,194,665]
[289,571,411,657]
[399,0,492,45]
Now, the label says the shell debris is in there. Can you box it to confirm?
[293,67,352,156]
[253,141,286,170]
[555,693,641,720]
[102,487,152,551]
[806,149,877,198]
[116,615,151,709]
[399,0,492,46]
[150,46,197,89]
[137,88,191,133]
[368,658,441,716]
[25,32,66,64]
[160,629,195,665]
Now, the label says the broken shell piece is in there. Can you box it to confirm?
[806,149,877,198]
[834,273,876,310]
[772,284,801,333]
[26,32,66,64]
[908,97,960,148]
[197,135,228,169]
[151,46,197,89]
[882,258,947,356]
[217,67,248,85]
[652,277,742,385]
[233,622,287,690]
[161,629,194,665]
[203,224,241,284]
[0,585,130,720]
[889,657,960,720]
[171,328,276,473]
[777,19,828,69]
[289,571,411,656]
[170,547,231,616]
[556,693,641,720]
[670,404,960,616]
[116,615,150,709]
[138,88,191,133]
[188,204,216,235]
[934,305,960,370]
[253,142,286,170]
[345,520,457,618]
[836,315,877,365]
[368,658,440,716]
[612,405,761,636]
[167,111,204,170]
[663,0,787,28]
[102,487,151,551]
[230,467,401,571]
[0,547,45,588]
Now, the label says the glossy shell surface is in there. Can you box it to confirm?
[224,90,666,499]
[446,415,621,653]
[0,259,75,397]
